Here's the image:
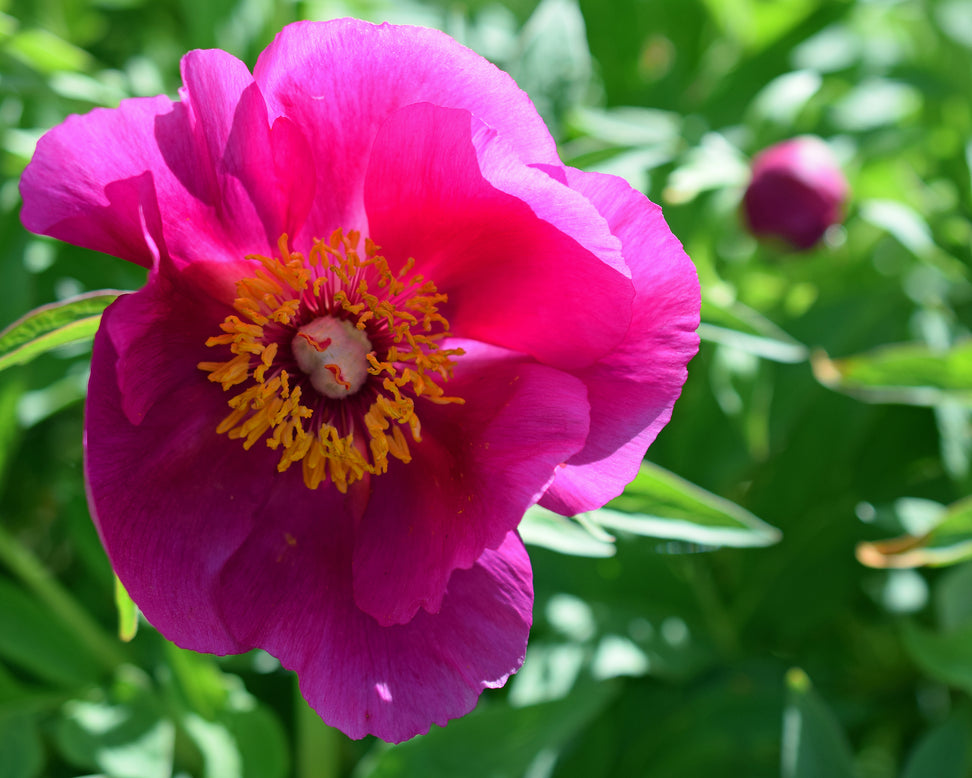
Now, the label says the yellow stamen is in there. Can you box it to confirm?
[198,230,464,492]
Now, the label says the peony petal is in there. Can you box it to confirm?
[20,52,313,271]
[252,19,560,236]
[351,340,588,626]
[20,96,174,268]
[216,500,532,742]
[538,167,700,514]
[365,103,632,370]
[106,256,244,425]
[86,295,280,654]
[175,49,314,255]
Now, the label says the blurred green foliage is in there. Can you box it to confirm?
[1,0,971,775]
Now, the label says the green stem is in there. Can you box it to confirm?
[296,679,341,778]
[0,521,127,670]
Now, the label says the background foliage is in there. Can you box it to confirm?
[1,0,971,775]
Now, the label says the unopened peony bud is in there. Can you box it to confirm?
[743,136,848,251]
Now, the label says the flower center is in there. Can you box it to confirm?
[292,316,372,399]
[197,230,463,493]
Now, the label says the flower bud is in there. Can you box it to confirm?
[743,136,848,251]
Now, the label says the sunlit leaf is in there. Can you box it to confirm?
[520,506,616,558]
[664,133,750,204]
[781,668,856,778]
[701,297,809,363]
[750,69,822,124]
[593,462,782,548]
[857,496,972,568]
[813,340,972,406]
[55,670,174,778]
[16,370,89,428]
[6,28,93,74]
[0,291,122,374]
[567,105,681,147]
[182,713,241,778]
[114,576,138,643]
[830,79,921,132]
[860,199,935,258]
[699,321,805,364]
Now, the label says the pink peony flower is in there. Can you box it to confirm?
[743,135,848,251]
[19,19,699,742]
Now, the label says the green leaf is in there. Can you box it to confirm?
[163,644,229,721]
[359,679,615,778]
[182,713,241,778]
[114,577,138,643]
[664,132,750,204]
[55,670,175,778]
[859,199,935,257]
[519,506,616,558]
[935,561,972,631]
[0,291,122,374]
[813,340,972,406]
[0,713,44,778]
[591,462,781,548]
[856,496,972,568]
[781,668,857,778]
[0,578,103,688]
[701,297,809,363]
[901,709,972,778]
[567,105,681,148]
[6,28,94,74]
[749,69,822,124]
[223,703,289,778]
[902,621,972,695]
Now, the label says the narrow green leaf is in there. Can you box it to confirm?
[0,524,126,671]
[567,105,681,147]
[859,199,935,257]
[6,28,94,74]
[0,291,122,373]
[701,298,809,363]
[856,496,972,568]
[0,578,103,687]
[519,506,616,558]
[592,462,782,548]
[114,576,138,643]
[781,668,857,778]
[813,340,972,406]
